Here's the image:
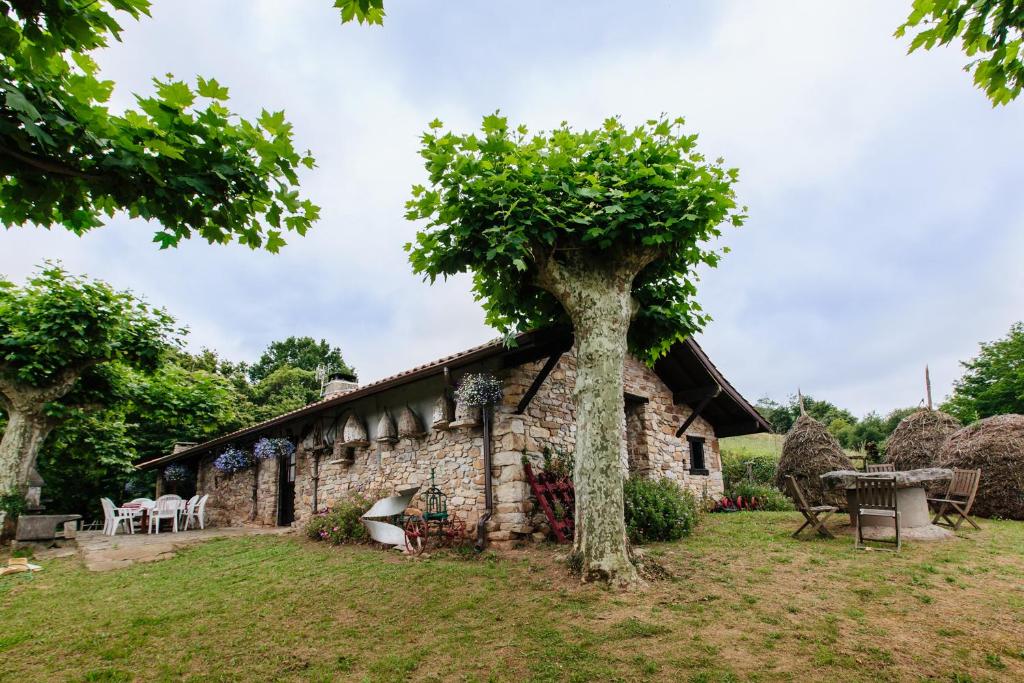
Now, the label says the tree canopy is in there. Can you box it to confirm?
[406,114,745,363]
[943,321,1024,422]
[0,264,173,390]
[0,0,384,249]
[248,336,355,383]
[897,0,1024,105]
[0,264,177,495]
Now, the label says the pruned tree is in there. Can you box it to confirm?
[897,0,1024,106]
[0,265,175,498]
[0,0,385,249]
[405,114,744,586]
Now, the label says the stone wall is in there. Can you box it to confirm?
[479,348,722,546]
[293,425,485,530]
[196,457,278,527]
[193,345,723,548]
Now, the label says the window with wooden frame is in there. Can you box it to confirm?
[687,436,709,475]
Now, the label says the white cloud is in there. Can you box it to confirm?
[1,0,1022,416]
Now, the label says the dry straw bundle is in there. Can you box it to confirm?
[776,415,853,507]
[884,409,961,471]
[939,414,1024,520]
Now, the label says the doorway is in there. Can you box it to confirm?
[278,450,296,526]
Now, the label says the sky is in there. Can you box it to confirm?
[2,1,1022,418]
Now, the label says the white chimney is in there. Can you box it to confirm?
[323,372,358,399]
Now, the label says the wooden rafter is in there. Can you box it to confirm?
[676,384,721,437]
[515,351,564,414]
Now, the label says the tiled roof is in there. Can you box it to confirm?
[137,327,769,469]
[135,333,527,470]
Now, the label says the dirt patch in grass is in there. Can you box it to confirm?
[1,514,1022,681]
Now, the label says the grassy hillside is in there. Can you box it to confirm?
[720,433,785,461]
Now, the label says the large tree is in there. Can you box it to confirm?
[406,115,744,586]
[0,265,174,497]
[0,0,385,249]
[943,321,1024,423]
[248,336,355,383]
[897,0,1024,105]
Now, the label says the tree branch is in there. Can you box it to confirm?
[0,144,97,179]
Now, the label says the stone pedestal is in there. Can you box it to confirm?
[844,487,954,541]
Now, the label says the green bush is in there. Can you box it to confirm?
[726,481,794,511]
[720,450,778,490]
[0,492,27,519]
[623,477,699,544]
[305,494,371,545]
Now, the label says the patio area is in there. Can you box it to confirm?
[73,526,292,572]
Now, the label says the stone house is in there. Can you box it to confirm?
[137,328,769,547]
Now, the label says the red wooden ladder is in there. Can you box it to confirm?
[523,461,575,544]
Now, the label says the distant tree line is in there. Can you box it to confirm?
[754,395,917,454]
[32,336,354,518]
[757,320,1024,451]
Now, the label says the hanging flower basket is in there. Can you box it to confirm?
[254,437,295,461]
[213,446,253,474]
[162,463,191,483]
[454,373,504,407]
[451,373,503,428]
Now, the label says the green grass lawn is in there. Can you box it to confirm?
[2,514,1023,682]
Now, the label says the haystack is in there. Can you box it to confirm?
[938,414,1024,520]
[775,415,853,507]
[884,409,960,471]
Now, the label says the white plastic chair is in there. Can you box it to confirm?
[180,495,199,528]
[183,494,208,530]
[100,497,135,536]
[149,495,181,533]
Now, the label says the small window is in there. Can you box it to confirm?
[687,437,709,476]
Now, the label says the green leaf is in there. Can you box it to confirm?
[196,77,230,100]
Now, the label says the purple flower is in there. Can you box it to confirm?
[213,446,253,473]
[254,437,295,461]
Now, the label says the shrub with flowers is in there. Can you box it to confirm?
[305,493,372,545]
[253,437,295,461]
[162,463,191,482]
[213,446,252,474]
[454,372,503,407]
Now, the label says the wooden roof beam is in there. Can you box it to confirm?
[673,383,721,406]
[515,351,565,415]
[676,384,721,437]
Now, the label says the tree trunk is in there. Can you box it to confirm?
[0,408,55,497]
[0,368,83,498]
[536,253,648,587]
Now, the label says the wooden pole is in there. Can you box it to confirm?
[797,388,806,416]
[925,365,933,410]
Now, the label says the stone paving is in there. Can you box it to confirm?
[71,526,293,571]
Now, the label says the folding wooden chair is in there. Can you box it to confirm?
[866,463,895,473]
[928,468,981,531]
[785,475,837,539]
[854,477,900,551]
